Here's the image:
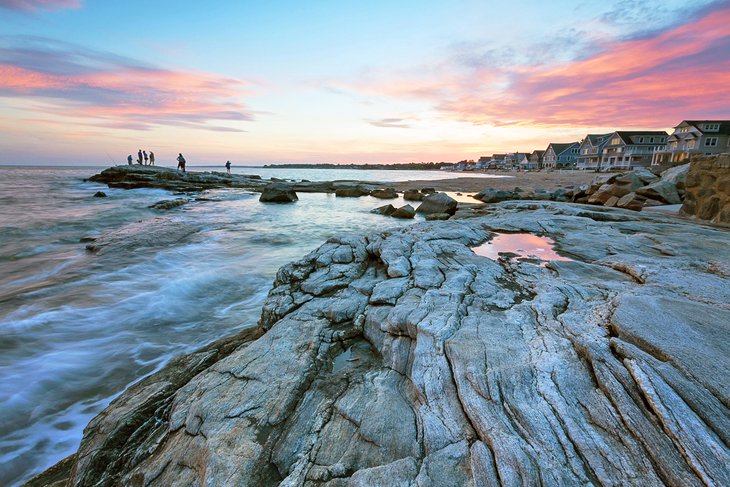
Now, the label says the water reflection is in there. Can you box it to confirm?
[472,233,572,263]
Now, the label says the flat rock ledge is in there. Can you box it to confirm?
[33,202,730,486]
[88,165,382,194]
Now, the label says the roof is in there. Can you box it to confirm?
[610,131,668,145]
[548,142,579,155]
[682,120,730,135]
[531,150,545,156]
[582,133,613,146]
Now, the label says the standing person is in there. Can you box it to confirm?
[143,150,148,165]
[225,160,231,175]
[127,154,133,165]
[177,153,186,172]
[137,149,143,165]
[149,151,155,166]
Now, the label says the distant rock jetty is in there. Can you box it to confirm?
[32,200,730,486]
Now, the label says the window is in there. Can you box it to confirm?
[649,137,654,143]
[687,140,695,149]
[705,137,718,147]
[638,137,644,143]
[703,123,720,132]
[611,137,620,145]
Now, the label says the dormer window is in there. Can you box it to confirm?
[703,123,720,132]
[611,137,620,145]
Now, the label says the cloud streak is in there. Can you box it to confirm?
[0,0,79,11]
[0,37,255,131]
[348,1,730,128]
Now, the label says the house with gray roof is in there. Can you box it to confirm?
[599,131,668,171]
[576,134,611,170]
[543,142,580,169]
[652,120,730,165]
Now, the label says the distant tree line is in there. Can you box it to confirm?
[263,162,454,170]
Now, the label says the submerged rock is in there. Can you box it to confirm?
[148,198,189,210]
[85,217,198,255]
[259,183,298,203]
[335,186,370,197]
[370,187,398,199]
[43,202,730,486]
[93,191,107,198]
[416,192,458,215]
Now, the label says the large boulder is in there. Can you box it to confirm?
[473,188,517,203]
[391,204,415,219]
[680,155,729,224]
[588,173,621,194]
[661,163,690,192]
[632,167,659,185]
[587,184,614,204]
[370,204,396,216]
[616,192,645,211]
[636,180,681,204]
[259,182,298,202]
[403,189,424,201]
[370,187,398,199]
[611,173,643,198]
[415,192,458,215]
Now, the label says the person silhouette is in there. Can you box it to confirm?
[149,151,155,166]
[225,160,231,175]
[177,153,186,172]
[137,149,143,165]
[143,150,148,165]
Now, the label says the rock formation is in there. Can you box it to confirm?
[36,201,730,486]
[415,192,458,215]
[390,204,415,219]
[148,198,189,210]
[370,188,398,199]
[681,154,730,225]
[260,183,299,203]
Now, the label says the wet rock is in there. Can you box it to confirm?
[416,192,458,215]
[421,187,436,195]
[617,192,645,211]
[391,204,415,219]
[93,191,107,198]
[85,217,198,255]
[335,186,370,197]
[473,188,517,203]
[55,201,730,487]
[425,213,451,221]
[148,198,188,210]
[403,189,424,201]
[259,183,298,203]
[371,204,396,216]
[370,187,398,199]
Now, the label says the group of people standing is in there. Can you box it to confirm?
[127,149,155,166]
[123,152,231,175]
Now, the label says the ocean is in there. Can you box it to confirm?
[0,165,503,485]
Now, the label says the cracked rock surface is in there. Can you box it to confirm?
[35,201,730,486]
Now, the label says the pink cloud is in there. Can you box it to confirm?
[0,0,79,11]
[351,2,730,128]
[0,39,256,131]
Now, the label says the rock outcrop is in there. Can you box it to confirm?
[681,154,730,225]
[390,204,415,219]
[370,188,398,199]
[260,183,299,203]
[41,201,730,486]
[403,189,424,201]
[415,192,458,215]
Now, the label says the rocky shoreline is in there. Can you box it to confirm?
[30,200,730,486]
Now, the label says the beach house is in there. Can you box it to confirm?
[576,134,611,170]
[528,150,545,170]
[543,142,580,169]
[599,131,668,171]
[652,120,730,166]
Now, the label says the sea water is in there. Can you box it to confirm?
[0,166,505,485]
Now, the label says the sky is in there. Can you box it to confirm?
[0,0,728,165]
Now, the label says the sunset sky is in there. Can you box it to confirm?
[1,0,729,165]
